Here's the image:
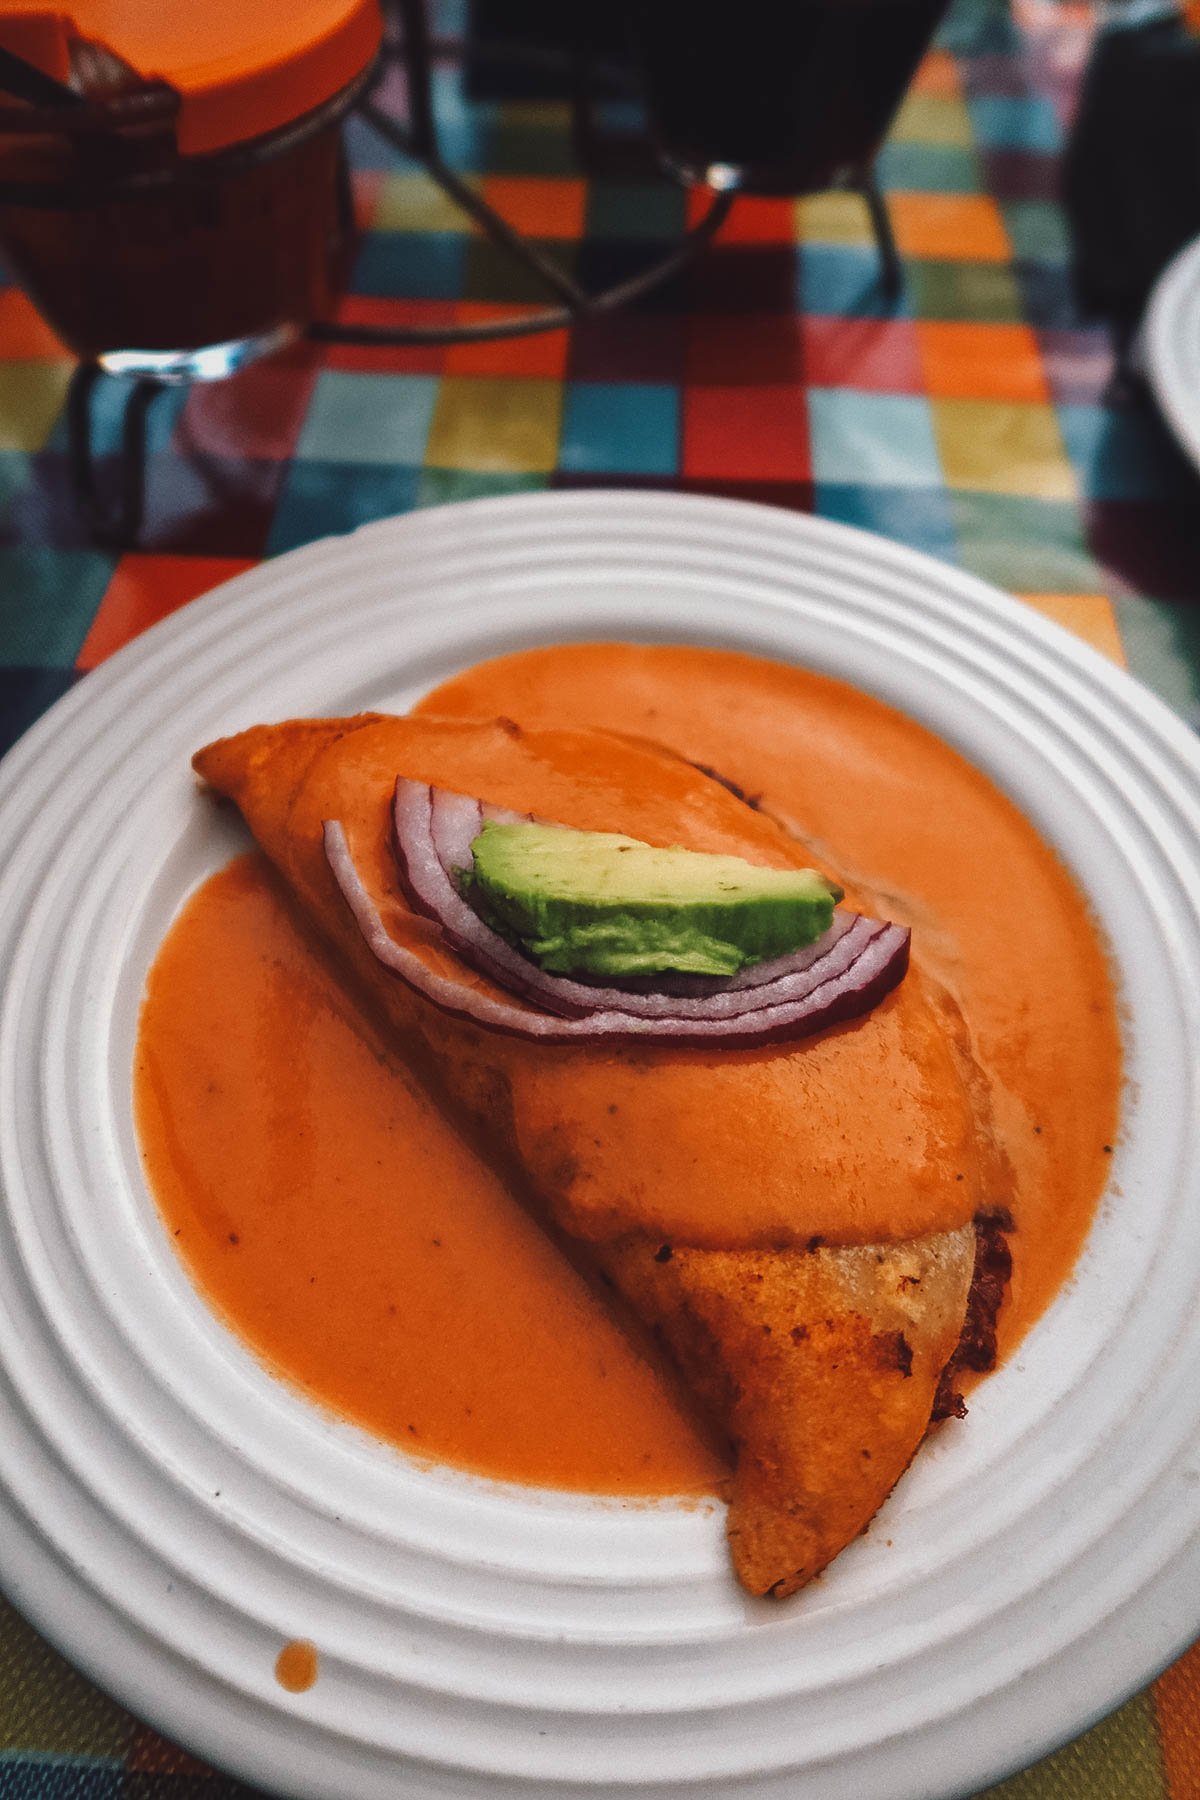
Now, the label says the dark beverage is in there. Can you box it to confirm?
[0,4,378,372]
[0,96,355,361]
[627,0,949,194]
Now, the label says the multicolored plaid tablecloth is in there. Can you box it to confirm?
[2,0,1199,1791]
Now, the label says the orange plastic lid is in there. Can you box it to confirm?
[0,0,382,154]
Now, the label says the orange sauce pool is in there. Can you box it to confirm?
[135,646,1121,1491]
[136,849,727,1494]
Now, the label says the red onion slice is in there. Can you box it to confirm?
[391,782,592,1017]
[429,788,483,875]
[325,817,910,1047]
[401,780,869,1022]
[422,785,852,999]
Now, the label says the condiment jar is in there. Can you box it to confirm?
[0,0,381,377]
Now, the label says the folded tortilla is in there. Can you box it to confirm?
[194,712,977,1598]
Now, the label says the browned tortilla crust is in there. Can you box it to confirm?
[932,1210,1015,1423]
[603,1230,973,1597]
[193,716,977,1598]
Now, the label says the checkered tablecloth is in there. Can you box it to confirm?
[2,0,1200,1791]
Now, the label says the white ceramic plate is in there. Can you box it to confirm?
[2,490,1200,1800]
[1144,232,1200,471]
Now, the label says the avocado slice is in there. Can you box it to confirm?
[466,821,842,978]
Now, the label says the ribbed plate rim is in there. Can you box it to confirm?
[0,491,1197,1800]
[1144,231,1200,472]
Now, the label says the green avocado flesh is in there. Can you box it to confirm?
[466,821,842,977]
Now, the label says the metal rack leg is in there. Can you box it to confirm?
[67,361,165,549]
[857,168,904,305]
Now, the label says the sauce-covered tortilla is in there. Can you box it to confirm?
[418,643,1121,1358]
[135,645,1120,1495]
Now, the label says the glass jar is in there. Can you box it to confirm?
[0,1,380,377]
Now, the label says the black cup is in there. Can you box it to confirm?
[627,0,950,195]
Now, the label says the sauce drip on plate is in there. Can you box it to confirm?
[275,1639,319,1693]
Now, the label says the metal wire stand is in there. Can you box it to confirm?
[65,0,904,540]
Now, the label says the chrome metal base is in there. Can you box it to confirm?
[97,324,300,386]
